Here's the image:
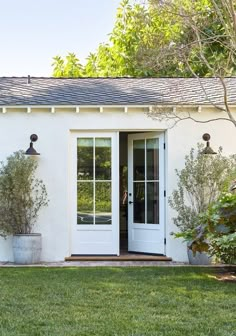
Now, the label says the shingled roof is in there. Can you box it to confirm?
[0,77,235,106]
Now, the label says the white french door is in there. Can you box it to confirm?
[70,132,119,255]
[128,133,165,254]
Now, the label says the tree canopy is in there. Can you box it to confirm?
[51,0,236,127]
[52,0,236,78]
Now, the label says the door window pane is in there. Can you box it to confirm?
[131,137,160,226]
[77,137,112,225]
[133,140,145,180]
[77,138,93,180]
[77,182,93,225]
[95,138,111,180]
[147,138,159,180]
[95,182,112,225]
[147,182,159,224]
[133,182,145,223]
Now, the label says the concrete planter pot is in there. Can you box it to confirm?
[12,234,42,264]
[187,246,212,265]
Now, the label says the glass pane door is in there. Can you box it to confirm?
[71,132,119,256]
[128,132,165,255]
[77,137,112,225]
[133,137,159,225]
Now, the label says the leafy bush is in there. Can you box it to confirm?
[0,151,48,237]
[169,144,236,237]
[187,192,236,263]
[206,192,236,263]
[210,233,236,264]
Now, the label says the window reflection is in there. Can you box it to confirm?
[95,182,112,224]
[77,182,93,225]
[146,138,159,180]
[132,137,160,225]
[95,138,111,180]
[77,137,112,225]
[147,182,159,224]
[133,182,145,223]
[77,138,93,180]
[133,140,145,180]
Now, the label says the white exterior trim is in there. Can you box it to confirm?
[1,104,236,114]
[69,131,119,255]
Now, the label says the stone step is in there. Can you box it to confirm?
[65,254,172,262]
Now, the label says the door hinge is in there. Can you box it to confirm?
[164,238,166,245]
[163,143,166,150]
[164,190,166,197]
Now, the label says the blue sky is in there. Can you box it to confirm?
[0,0,121,76]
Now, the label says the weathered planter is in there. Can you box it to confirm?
[12,234,42,264]
[187,247,212,265]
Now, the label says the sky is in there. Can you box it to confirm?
[0,0,121,76]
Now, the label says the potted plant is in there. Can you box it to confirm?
[169,144,236,264]
[0,151,48,264]
[173,225,211,265]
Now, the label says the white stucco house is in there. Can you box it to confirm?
[0,77,235,262]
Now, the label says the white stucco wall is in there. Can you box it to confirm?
[0,108,235,262]
[165,112,236,261]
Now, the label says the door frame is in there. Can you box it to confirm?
[69,131,120,256]
[127,132,166,254]
[68,129,166,256]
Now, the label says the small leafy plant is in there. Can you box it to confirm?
[0,151,49,237]
[205,192,236,263]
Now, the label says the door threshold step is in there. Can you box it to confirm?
[65,255,172,262]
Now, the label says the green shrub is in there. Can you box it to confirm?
[0,151,48,237]
[187,192,236,263]
[207,192,236,264]
[169,144,236,237]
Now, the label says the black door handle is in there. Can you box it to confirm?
[129,201,133,204]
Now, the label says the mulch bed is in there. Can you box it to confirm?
[214,266,236,283]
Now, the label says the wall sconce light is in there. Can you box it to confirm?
[25,134,40,155]
[201,133,216,155]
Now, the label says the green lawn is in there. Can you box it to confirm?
[0,267,235,336]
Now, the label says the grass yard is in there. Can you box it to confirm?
[0,267,235,336]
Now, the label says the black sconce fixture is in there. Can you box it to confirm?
[201,133,216,155]
[25,134,40,155]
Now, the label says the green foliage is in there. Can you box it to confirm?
[52,0,236,78]
[206,192,236,263]
[185,191,236,263]
[210,232,236,264]
[77,183,111,213]
[169,143,236,239]
[0,151,49,237]
[53,0,150,77]
[52,53,83,77]
[138,0,236,77]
